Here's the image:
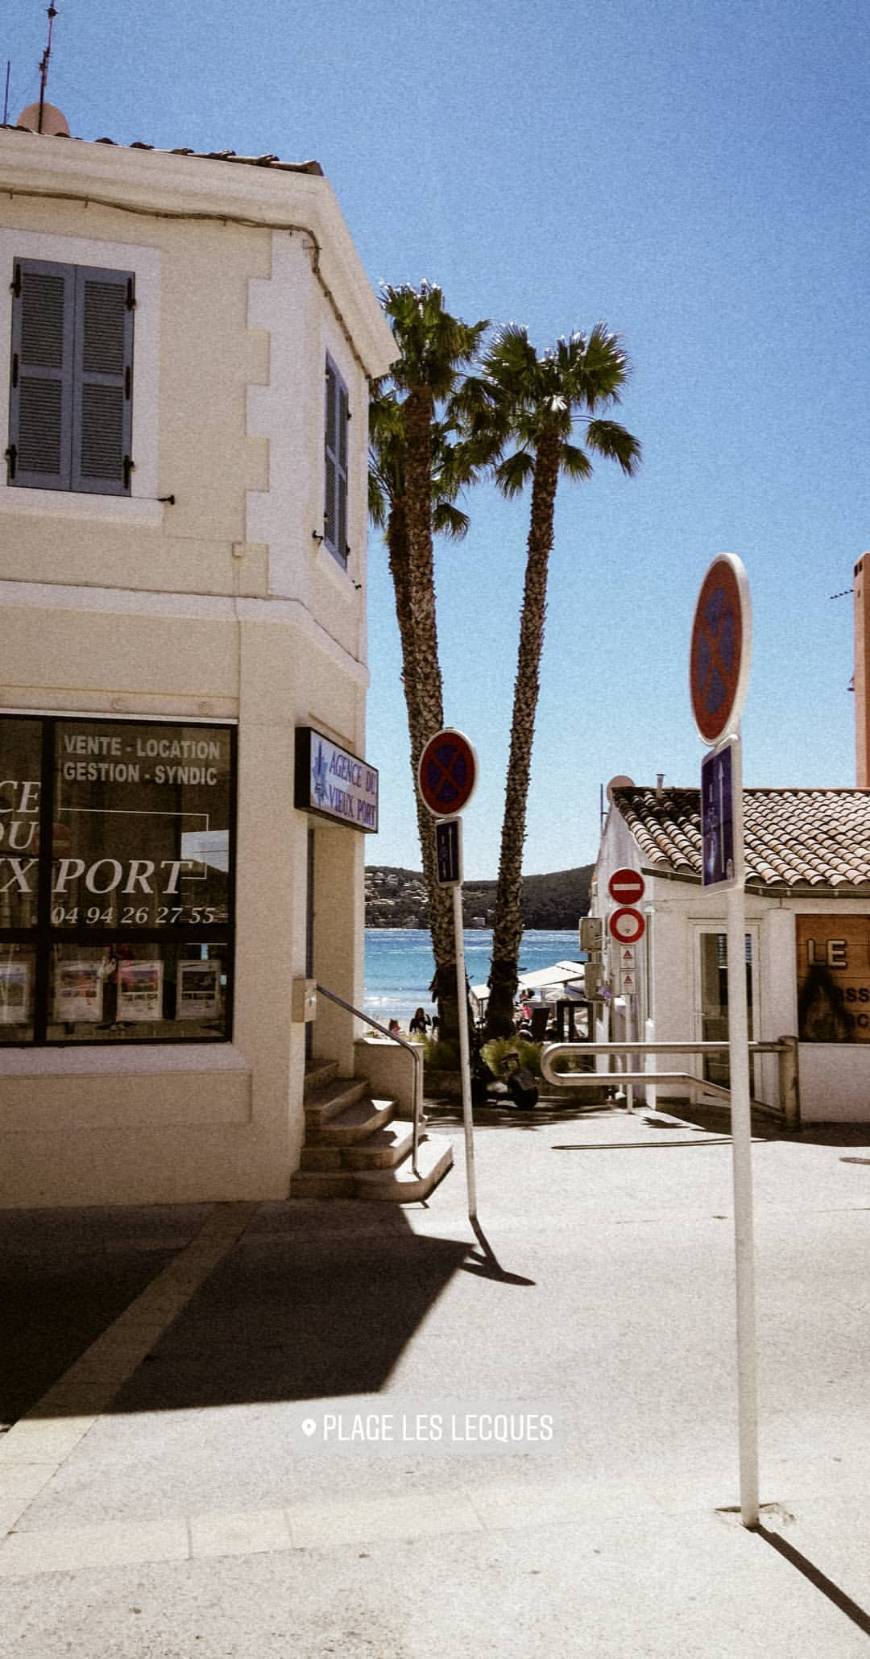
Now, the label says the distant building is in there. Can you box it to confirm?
[593,785,870,1122]
[0,119,394,1205]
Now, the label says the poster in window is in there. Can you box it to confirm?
[117,959,163,1022]
[795,916,870,1043]
[0,960,31,1025]
[176,959,221,1021]
[54,959,104,1024]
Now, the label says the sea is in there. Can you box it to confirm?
[364,928,582,1029]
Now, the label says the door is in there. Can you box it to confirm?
[693,924,758,1094]
[305,828,315,1063]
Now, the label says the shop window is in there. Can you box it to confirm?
[323,354,348,564]
[0,715,235,1044]
[7,259,134,495]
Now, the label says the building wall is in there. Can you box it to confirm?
[0,135,393,1205]
[855,551,870,788]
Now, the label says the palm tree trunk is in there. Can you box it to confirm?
[394,399,460,1040]
[485,431,560,1039]
[387,503,455,978]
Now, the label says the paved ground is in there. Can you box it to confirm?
[0,1098,868,1656]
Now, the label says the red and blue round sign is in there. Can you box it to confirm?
[418,729,477,817]
[690,554,752,744]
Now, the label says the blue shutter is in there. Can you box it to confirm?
[337,380,349,561]
[324,355,349,565]
[71,267,134,495]
[8,259,74,489]
[324,358,338,550]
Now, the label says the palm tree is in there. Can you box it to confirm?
[369,285,488,1035]
[475,324,641,1038]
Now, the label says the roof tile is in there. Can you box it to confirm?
[1,123,323,176]
[612,786,870,889]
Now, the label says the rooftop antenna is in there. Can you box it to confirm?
[3,61,10,126]
[37,4,58,134]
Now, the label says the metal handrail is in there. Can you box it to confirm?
[316,983,423,1177]
[540,1036,800,1128]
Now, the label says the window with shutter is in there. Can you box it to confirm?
[8,259,134,496]
[323,354,349,565]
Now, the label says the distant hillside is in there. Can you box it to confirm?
[365,864,593,930]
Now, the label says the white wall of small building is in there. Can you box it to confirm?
[593,805,870,1122]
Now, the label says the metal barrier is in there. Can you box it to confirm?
[316,983,424,1176]
[540,1037,800,1130]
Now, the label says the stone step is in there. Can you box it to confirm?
[304,1077,369,1129]
[340,1123,415,1170]
[290,1136,453,1204]
[289,1169,357,1200]
[303,1060,339,1101]
[299,1145,345,1173]
[314,1097,396,1146]
[352,1137,454,1203]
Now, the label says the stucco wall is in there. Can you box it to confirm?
[0,135,392,1205]
[593,808,870,1121]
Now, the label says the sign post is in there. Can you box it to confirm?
[690,552,758,1528]
[607,871,646,1113]
[418,732,478,1222]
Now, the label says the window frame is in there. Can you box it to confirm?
[0,229,159,524]
[0,714,237,1047]
[8,258,135,497]
[323,352,349,566]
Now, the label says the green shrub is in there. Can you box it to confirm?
[423,1036,460,1071]
[480,1037,543,1079]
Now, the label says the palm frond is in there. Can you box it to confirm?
[433,501,470,540]
[558,442,593,482]
[585,419,642,475]
[494,447,535,499]
[380,282,489,401]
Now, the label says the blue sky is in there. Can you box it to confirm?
[6,0,869,875]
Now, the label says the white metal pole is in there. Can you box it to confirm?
[726,729,759,1527]
[452,878,477,1221]
[625,993,635,1113]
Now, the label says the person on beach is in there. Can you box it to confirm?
[409,1006,431,1036]
[388,1018,401,1037]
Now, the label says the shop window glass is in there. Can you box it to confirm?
[0,715,235,1045]
[0,718,42,929]
[51,720,231,931]
[0,944,36,1042]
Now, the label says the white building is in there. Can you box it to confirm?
[0,118,397,1205]
[592,784,870,1123]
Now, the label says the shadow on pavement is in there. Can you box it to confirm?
[463,1217,536,1286]
[0,1204,209,1430]
[17,1201,470,1419]
[754,1523,870,1639]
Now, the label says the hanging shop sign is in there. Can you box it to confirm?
[295,728,379,833]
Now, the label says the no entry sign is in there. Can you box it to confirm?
[609,906,646,945]
[418,729,477,817]
[690,554,751,744]
[608,867,645,905]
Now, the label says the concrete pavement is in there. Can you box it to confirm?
[0,1098,868,1655]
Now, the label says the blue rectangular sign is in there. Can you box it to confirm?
[435,816,463,886]
[702,741,737,888]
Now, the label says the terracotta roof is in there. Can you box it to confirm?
[612,786,870,890]
[0,123,323,175]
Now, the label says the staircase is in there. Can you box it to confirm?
[290,1062,453,1203]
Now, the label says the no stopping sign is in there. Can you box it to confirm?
[608,906,646,945]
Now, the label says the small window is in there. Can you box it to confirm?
[8,259,134,495]
[324,354,349,564]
